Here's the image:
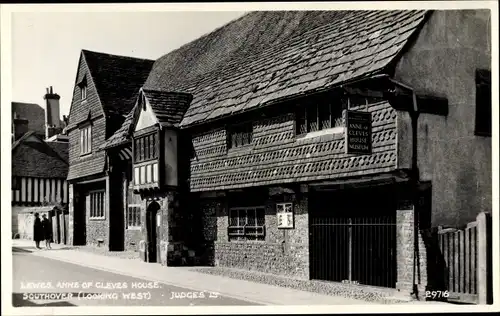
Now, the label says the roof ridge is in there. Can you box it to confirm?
[81,49,155,63]
[142,87,191,95]
[151,12,251,65]
[12,131,69,165]
[11,131,37,151]
[180,10,426,94]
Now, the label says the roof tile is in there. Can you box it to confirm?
[12,132,68,179]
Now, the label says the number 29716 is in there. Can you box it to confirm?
[425,290,449,299]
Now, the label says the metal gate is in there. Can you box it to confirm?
[309,186,397,288]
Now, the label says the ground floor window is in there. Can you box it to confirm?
[228,206,265,241]
[126,187,141,229]
[89,190,105,219]
[127,206,141,228]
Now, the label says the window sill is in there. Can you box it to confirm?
[296,126,345,143]
[80,153,92,158]
[227,145,253,156]
[127,226,141,231]
[474,131,491,137]
[89,217,105,221]
[227,239,266,243]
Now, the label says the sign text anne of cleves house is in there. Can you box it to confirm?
[345,110,372,155]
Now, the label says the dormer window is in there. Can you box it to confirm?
[81,85,87,100]
[77,77,88,101]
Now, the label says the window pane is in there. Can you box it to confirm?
[145,136,150,160]
[136,207,141,226]
[134,139,139,161]
[307,105,318,132]
[153,163,158,183]
[332,103,343,128]
[134,167,140,185]
[319,103,331,130]
[152,134,157,158]
[88,127,92,152]
[247,209,256,226]
[349,95,366,110]
[257,208,265,226]
[101,192,105,217]
[230,210,238,226]
[80,130,84,153]
[140,166,146,184]
[146,164,152,183]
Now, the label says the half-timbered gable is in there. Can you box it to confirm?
[12,131,69,206]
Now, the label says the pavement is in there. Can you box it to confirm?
[11,239,374,306]
[12,248,254,307]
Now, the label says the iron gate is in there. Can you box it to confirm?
[309,187,397,288]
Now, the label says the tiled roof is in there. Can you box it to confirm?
[11,102,46,136]
[66,153,106,181]
[12,132,68,178]
[143,10,429,128]
[143,89,192,128]
[47,141,69,163]
[100,89,192,150]
[82,50,155,117]
[99,105,139,150]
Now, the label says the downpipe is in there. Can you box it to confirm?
[409,91,421,300]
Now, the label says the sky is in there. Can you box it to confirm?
[11,11,247,118]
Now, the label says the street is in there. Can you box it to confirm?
[12,247,259,307]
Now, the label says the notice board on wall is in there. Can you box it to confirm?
[345,110,372,155]
[276,202,294,229]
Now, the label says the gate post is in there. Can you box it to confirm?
[476,212,492,304]
[396,200,415,293]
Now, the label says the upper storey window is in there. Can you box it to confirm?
[134,132,158,163]
[80,124,92,155]
[77,77,88,101]
[475,69,491,137]
[296,101,343,135]
[227,122,253,149]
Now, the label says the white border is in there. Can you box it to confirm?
[1,1,499,315]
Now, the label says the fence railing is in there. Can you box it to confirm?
[436,212,492,304]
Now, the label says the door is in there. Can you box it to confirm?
[73,193,86,246]
[309,184,397,288]
[146,201,160,263]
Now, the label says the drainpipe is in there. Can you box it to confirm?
[389,79,421,299]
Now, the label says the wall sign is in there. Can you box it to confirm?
[276,202,294,229]
[345,110,372,155]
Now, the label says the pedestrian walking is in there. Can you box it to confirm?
[41,214,53,249]
[33,213,43,249]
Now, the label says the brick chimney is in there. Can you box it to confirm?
[44,86,62,139]
[12,113,29,141]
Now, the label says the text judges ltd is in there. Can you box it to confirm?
[20,281,161,290]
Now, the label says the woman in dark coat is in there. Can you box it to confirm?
[33,213,43,249]
[41,214,53,249]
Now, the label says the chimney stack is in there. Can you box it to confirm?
[44,86,62,139]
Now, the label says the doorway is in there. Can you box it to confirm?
[146,201,161,263]
[309,184,397,288]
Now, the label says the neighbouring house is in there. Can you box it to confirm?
[12,102,46,141]
[12,87,67,142]
[11,87,70,242]
[73,10,491,299]
[65,49,154,249]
